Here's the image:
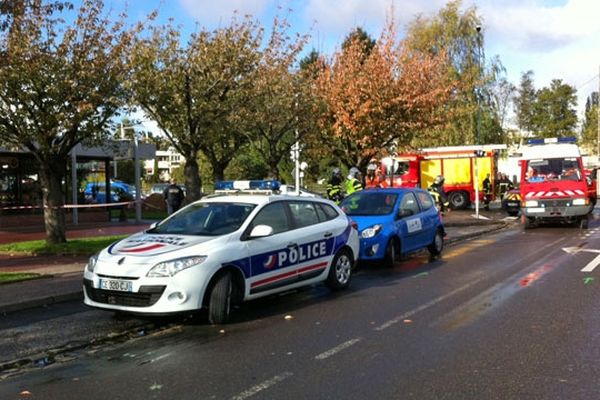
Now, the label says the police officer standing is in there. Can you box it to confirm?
[163,178,185,215]
[326,168,344,204]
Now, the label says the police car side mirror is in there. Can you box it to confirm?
[248,225,274,238]
[149,222,158,230]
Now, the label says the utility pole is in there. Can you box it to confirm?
[474,24,483,219]
[597,64,599,162]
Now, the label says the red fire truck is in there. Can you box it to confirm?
[368,145,506,210]
[519,137,593,229]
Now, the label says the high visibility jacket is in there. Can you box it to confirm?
[326,176,344,203]
[345,178,363,195]
[365,174,388,188]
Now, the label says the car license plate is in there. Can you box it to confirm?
[99,279,133,292]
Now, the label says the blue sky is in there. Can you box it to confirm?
[110,0,599,131]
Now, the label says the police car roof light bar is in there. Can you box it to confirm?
[214,180,281,192]
[526,137,577,145]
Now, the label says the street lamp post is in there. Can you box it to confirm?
[474,24,483,219]
[120,123,142,223]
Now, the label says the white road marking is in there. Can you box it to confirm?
[314,338,361,360]
[581,255,600,272]
[231,372,293,400]
[562,247,600,272]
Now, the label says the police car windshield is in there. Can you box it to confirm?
[341,192,398,216]
[149,202,256,236]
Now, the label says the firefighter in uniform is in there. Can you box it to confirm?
[326,168,344,204]
[365,162,387,188]
[428,175,449,212]
[345,167,363,195]
[482,173,492,211]
[497,173,513,197]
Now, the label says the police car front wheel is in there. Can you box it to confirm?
[326,248,353,290]
[208,272,233,325]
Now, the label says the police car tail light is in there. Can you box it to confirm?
[573,198,588,206]
[86,253,99,273]
[361,224,383,239]
[147,256,207,278]
[524,200,539,207]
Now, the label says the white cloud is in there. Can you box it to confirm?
[474,0,600,118]
[302,0,447,51]
[479,0,599,52]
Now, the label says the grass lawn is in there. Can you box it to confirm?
[0,235,128,256]
[0,272,43,284]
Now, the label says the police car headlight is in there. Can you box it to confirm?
[147,256,207,277]
[361,224,383,239]
[573,198,587,206]
[86,253,99,273]
[524,200,539,207]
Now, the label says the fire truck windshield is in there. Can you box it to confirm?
[526,157,581,183]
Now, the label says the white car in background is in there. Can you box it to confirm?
[83,181,359,324]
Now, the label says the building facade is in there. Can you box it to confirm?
[144,147,185,181]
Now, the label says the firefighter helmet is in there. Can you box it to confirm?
[348,167,360,178]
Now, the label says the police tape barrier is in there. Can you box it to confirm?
[0,196,174,211]
[0,201,134,211]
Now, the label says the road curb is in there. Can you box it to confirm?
[0,291,82,315]
[445,222,510,246]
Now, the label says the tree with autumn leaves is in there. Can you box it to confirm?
[0,0,143,244]
[313,19,455,172]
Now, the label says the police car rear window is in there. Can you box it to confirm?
[317,203,339,221]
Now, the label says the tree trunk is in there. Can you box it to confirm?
[183,156,202,202]
[268,160,279,181]
[211,161,226,182]
[38,161,67,244]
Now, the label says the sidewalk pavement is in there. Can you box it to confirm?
[0,208,517,314]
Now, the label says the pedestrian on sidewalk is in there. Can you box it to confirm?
[163,178,185,215]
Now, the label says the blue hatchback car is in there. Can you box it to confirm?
[340,188,445,267]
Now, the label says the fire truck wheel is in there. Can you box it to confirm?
[384,237,401,268]
[448,191,469,210]
[524,217,536,229]
[579,215,590,230]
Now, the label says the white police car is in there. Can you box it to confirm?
[83,180,359,324]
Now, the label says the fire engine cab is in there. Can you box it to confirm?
[519,137,593,229]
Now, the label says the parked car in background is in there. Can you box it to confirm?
[84,181,135,204]
[340,187,445,268]
[501,188,521,216]
[149,183,186,197]
[83,180,359,324]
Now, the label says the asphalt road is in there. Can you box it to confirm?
[1,221,600,399]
